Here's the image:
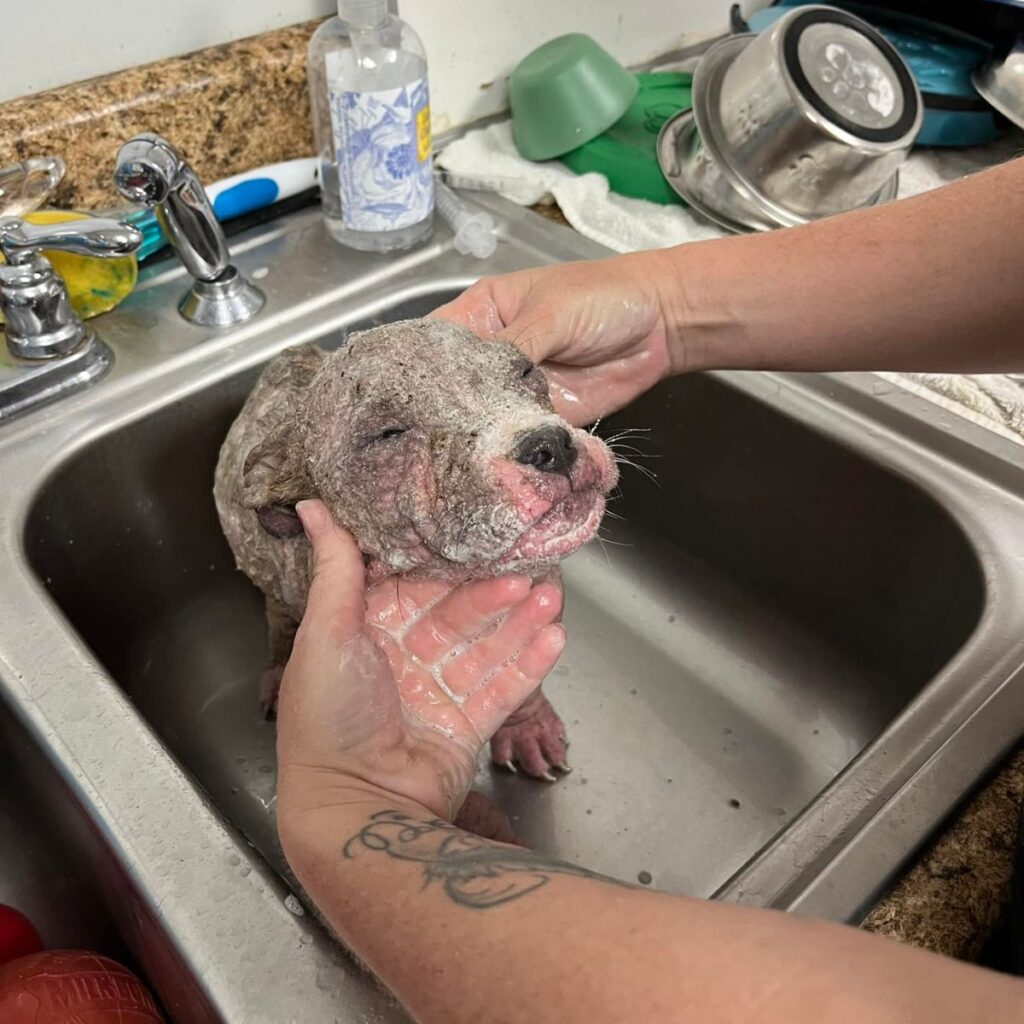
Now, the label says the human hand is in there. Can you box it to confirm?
[275,500,566,825]
[431,252,684,425]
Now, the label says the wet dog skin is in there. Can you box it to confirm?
[214,318,617,781]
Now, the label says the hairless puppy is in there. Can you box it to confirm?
[214,319,617,782]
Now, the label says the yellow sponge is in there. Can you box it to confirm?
[0,209,138,321]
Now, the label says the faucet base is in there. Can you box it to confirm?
[0,334,112,423]
[179,267,265,328]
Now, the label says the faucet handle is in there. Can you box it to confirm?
[0,214,142,360]
[0,215,142,266]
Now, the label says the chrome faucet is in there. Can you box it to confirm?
[114,133,264,327]
[0,214,141,422]
[0,215,140,360]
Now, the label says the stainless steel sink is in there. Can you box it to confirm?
[3,194,1024,1022]
[0,700,127,959]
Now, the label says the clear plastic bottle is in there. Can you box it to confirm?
[307,0,434,251]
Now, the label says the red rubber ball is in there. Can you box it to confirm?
[0,950,164,1023]
[0,905,43,966]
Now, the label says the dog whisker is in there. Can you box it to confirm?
[594,529,632,547]
[613,454,661,487]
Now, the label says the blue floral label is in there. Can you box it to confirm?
[326,68,434,232]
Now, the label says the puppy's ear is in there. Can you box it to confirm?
[240,431,312,511]
[238,343,326,525]
[263,342,326,389]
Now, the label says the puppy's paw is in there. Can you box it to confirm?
[490,689,569,782]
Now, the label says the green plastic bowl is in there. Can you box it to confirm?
[561,71,693,205]
[509,34,640,161]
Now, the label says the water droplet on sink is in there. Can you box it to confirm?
[284,894,305,916]
[637,870,653,885]
[228,853,241,866]
[728,798,741,809]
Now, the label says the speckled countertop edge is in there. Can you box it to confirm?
[2,20,1022,963]
[863,749,1024,958]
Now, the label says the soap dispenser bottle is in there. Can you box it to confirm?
[308,0,434,252]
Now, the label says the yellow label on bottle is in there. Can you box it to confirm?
[416,105,432,162]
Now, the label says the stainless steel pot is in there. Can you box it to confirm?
[973,36,1024,132]
[693,5,921,226]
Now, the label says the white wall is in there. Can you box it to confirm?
[0,0,337,101]
[402,0,745,132]
[1,0,753,129]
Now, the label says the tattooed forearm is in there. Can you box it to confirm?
[343,810,625,909]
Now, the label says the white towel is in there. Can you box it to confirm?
[438,122,1024,444]
[439,121,723,252]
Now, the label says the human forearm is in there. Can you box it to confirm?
[656,157,1024,375]
[279,787,679,1024]
[280,785,1023,1024]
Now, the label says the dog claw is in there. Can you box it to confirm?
[501,760,518,774]
[490,689,572,782]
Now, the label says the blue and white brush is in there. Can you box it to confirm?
[106,157,319,261]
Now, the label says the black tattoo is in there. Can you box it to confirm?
[343,810,623,909]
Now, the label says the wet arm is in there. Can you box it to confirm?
[665,157,1024,374]
[281,788,1024,1024]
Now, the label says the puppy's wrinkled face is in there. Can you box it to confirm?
[304,319,617,580]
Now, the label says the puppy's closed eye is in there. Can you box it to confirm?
[367,426,408,446]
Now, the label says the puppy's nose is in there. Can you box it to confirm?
[514,426,577,478]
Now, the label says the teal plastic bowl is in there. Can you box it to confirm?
[509,33,640,161]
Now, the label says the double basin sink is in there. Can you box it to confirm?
[2,194,1024,1021]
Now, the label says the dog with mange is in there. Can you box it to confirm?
[214,318,617,780]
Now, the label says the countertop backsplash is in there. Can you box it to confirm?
[0,1,768,169]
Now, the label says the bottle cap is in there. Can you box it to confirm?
[338,0,387,27]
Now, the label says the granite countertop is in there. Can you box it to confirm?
[0,22,319,210]
[2,20,1022,964]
